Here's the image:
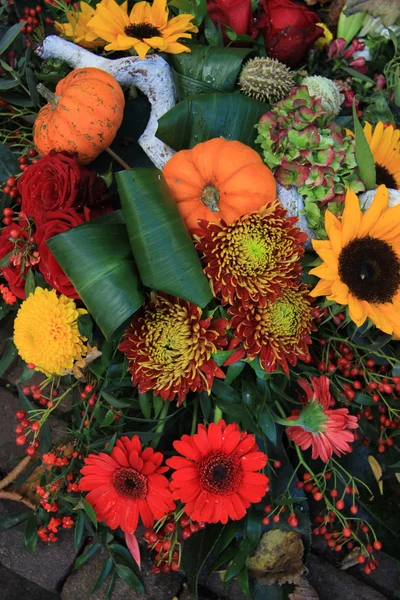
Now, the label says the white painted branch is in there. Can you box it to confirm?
[35,36,176,168]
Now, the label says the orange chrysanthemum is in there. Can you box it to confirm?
[194,201,307,308]
[310,186,400,335]
[119,293,228,405]
[79,435,175,534]
[167,420,268,524]
[286,376,358,462]
[228,286,314,375]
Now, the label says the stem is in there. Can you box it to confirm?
[0,456,31,491]
[151,401,169,449]
[0,490,36,510]
[105,147,131,170]
[214,405,223,424]
[201,185,220,212]
[191,397,198,436]
[37,83,59,109]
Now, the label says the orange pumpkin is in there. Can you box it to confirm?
[33,67,125,165]
[163,138,276,230]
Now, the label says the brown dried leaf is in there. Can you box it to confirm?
[368,455,383,495]
[345,0,400,27]
[247,529,306,585]
[289,576,319,600]
[61,344,102,379]
[340,546,361,570]
[329,0,346,26]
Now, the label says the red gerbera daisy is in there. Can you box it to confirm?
[286,376,358,463]
[79,435,175,534]
[166,420,268,524]
[119,292,228,406]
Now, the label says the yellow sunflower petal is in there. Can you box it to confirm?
[309,264,338,280]
[378,125,398,164]
[366,303,395,335]
[348,296,368,327]
[341,189,362,246]
[328,279,350,304]
[363,122,373,144]
[150,0,169,27]
[130,1,153,24]
[358,185,388,237]
[310,279,333,297]
[369,121,384,156]
[369,204,400,242]
[309,245,338,272]
[325,210,343,255]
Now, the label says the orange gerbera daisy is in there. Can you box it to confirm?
[79,435,175,534]
[310,185,400,335]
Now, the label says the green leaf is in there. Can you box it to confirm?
[77,313,93,341]
[90,558,113,594]
[0,142,18,182]
[115,564,144,592]
[199,390,212,421]
[100,409,115,428]
[212,520,242,563]
[26,67,40,108]
[0,92,33,107]
[354,393,376,406]
[0,339,17,377]
[0,510,30,531]
[342,67,375,85]
[0,22,26,55]
[157,93,269,151]
[225,538,251,582]
[82,498,98,527]
[182,523,225,599]
[23,512,37,551]
[24,268,35,298]
[101,391,132,409]
[138,392,152,419]
[109,543,138,572]
[153,395,164,418]
[259,403,277,445]
[0,79,20,90]
[47,211,144,340]
[225,361,245,385]
[353,101,376,190]
[116,169,212,307]
[170,43,251,98]
[247,509,262,552]
[74,509,85,552]
[73,542,100,569]
[212,349,235,367]
[237,565,251,598]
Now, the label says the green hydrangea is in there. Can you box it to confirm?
[255,86,365,230]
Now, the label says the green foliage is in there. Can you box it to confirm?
[157,93,269,151]
[352,101,376,190]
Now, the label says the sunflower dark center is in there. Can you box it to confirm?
[124,22,161,40]
[375,163,398,190]
[199,452,242,495]
[338,236,400,303]
[113,468,147,499]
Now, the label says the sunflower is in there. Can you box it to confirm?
[87,0,198,58]
[363,122,400,190]
[55,1,107,48]
[310,185,400,335]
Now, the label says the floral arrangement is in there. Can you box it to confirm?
[0,0,400,598]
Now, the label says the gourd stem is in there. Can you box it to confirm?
[105,147,131,170]
[36,83,59,110]
[201,185,220,212]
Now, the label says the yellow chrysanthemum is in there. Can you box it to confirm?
[55,1,108,49]
[14,288,87,375]
[310,185,400,336]
[87,0,198,58]
[314,23,333,51]
[364,122,400,190]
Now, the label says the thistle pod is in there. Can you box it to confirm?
[239,57,295,104]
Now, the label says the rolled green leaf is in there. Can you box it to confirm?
[116,169,212,307]
[47,211,144,340]
[352,101,376,191]
[156,93,269,151]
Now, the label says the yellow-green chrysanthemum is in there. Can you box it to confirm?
[55,1,107,49]
[87,0,198,58]
[310,185,400,336]
[364,122,400,190]
[14,288,87,375]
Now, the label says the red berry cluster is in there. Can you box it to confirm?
[262,503,299,528]
[14,409,40,456]
[0,283,16,305]
[23,383,58,408]
[19,5,52,46]
[144,514,206,574]
[2,176,20,202]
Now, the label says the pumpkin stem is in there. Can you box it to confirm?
[37,83,59,110]
[201,185,220,212]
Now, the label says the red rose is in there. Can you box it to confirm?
[207,0,252,36]
[256,0,323,67]
[17,151,111,225]
[0,224,30,299]
[35,209,87,298]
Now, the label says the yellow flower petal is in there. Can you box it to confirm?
[328,279,349,304]
[363,122,373,144]
[341,189,361,246]
[366,303,394,335]
[348,296,367,327]
[310,243,339,273]
[325,210,343,255]
[369,121,384,156]
[310,264,338,280]
[358,185,388,237]
[310,279,333,297]
[369,204,400,241]
[150,0,169,27]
